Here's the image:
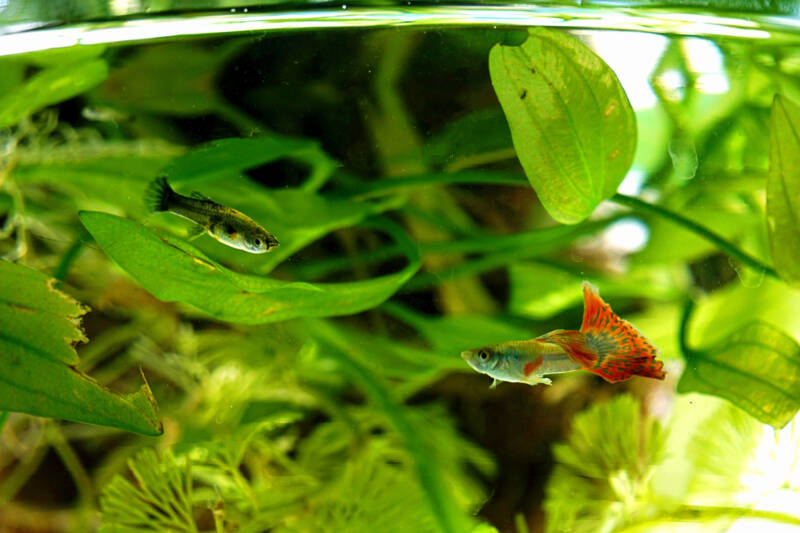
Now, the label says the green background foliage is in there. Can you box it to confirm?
[0,16,799,533]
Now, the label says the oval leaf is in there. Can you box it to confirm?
[79,211,421,324]
[489,29,636,224]
[678,321,800,429]
[767,94,800,286]
[0,260,161,436]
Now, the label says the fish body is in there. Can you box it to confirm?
[145,176,279,254]
[461,282,665,386]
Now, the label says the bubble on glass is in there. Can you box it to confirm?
[668,138,698,181]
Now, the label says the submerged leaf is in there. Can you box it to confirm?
[80,211,420,324]
[163,136,336,190]
[767,94,800,286]
[0,59,108,128]
[509,262,683,320]
[0,260,161,435]
[678,322,800,429]
[488,28,636,224]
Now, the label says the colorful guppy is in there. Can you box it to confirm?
[461,282,666,387]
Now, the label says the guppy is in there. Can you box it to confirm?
[145,177,279,254]
[461,282,665,386]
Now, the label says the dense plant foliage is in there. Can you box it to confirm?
[0,23,799,533]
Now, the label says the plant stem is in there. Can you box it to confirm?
[678,297,696,358]
[611,193,779,279]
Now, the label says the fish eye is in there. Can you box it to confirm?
[254,239,261,247]
[478,349,490,361]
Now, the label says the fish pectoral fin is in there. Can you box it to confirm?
[489,378,500,389]
[525,375,552,386]
[186,223,206,240]
[190,191,213,201]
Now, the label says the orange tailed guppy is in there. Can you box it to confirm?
[461,282,666,386]
[145,176,279,254]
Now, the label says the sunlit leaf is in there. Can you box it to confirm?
[633,184,765,266]
[678,322,800,429]
[0,260,161,435]
[0,59,108,128]
[488,28,636,224]
[767,94,800,286]
[509,262,684,319]
[80,211,421,324]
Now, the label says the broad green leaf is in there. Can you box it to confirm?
[678,322,800,429]
[12,44,106,67]
[0,260,161,435]
[13,153,180,218]
[80,211,420,324]
[488,29,636,224]
[509,262,684,319]
[163,136,336,190]
[767,94,800,286]
[0,59,108,128]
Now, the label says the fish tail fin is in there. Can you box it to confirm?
[145,176,173,213]
[578,281,665,383]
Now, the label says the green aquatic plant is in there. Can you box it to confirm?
[545,395,800,533]
[0,19,799,533]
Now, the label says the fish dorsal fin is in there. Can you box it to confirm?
[191,191,212,201]
[579,281,665,383]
